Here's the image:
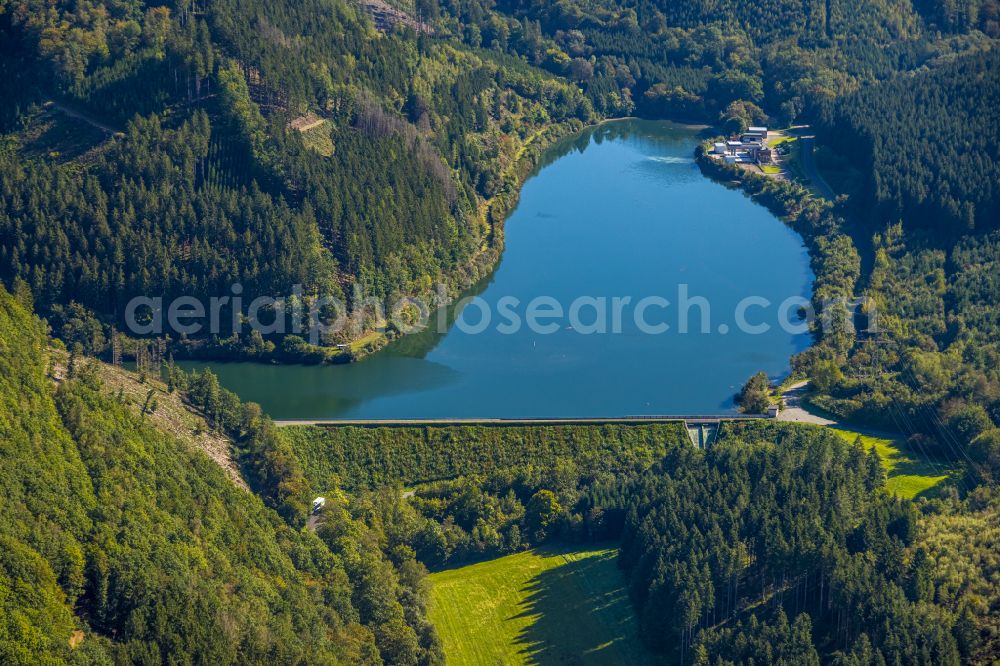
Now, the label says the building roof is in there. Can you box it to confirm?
[748,126,768,133]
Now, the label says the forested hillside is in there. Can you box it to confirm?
[798,221,1000,481]
[1,0,996,363]
[0,0,998,662]
[0,0,588,361]
[618,421,997,664]
[276,417,998,663]
[280,423,688,566]
[793,46,1000,481]
[451,0,996,126]
[819,46,999,234]
[281,422,686,490]
[0,284,444,664]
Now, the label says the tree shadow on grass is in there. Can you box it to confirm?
[879,437,963,499]
[891,458,962,500]
[509,547,657,665]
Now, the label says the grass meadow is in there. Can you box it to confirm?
[427,546,661,665]
[830,428,958,498]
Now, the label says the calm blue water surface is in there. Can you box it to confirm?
[181,120,813,418]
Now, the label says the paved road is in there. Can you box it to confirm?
[799,136,836,200]
[776,380,836,425]
[776,381,904,440]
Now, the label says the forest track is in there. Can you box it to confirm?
[799,135,836,200]
[47,100,122,135]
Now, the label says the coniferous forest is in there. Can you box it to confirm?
[0,0,998,663]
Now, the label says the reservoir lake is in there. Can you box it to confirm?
[181,120,813,419]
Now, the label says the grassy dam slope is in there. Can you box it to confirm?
[279,422,689,491]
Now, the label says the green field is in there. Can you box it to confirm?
[428,546,661,665]
[830,428,956,498]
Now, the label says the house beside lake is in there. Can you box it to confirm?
[711,127,773,166]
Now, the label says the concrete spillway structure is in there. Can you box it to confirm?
[685,423,720,449]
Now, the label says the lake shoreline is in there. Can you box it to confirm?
[171,116,715,368]
[181,121,815,420]
[693,135,864,395]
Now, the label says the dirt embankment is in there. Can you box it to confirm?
[51,351,249,490]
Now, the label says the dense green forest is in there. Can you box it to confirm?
[0,0,588,361]
[1,0,998,661]
[452,0,997,124]
[785,217,1000,513]
[280,423,687,565]
[277,418,998,662]
[280,422,686,490]
[617,421,983,663]
[819,46,999,234]
[2,275,998,663]
[793,46,1000,481]
[0,284,449,664]
[2,0,997,362]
